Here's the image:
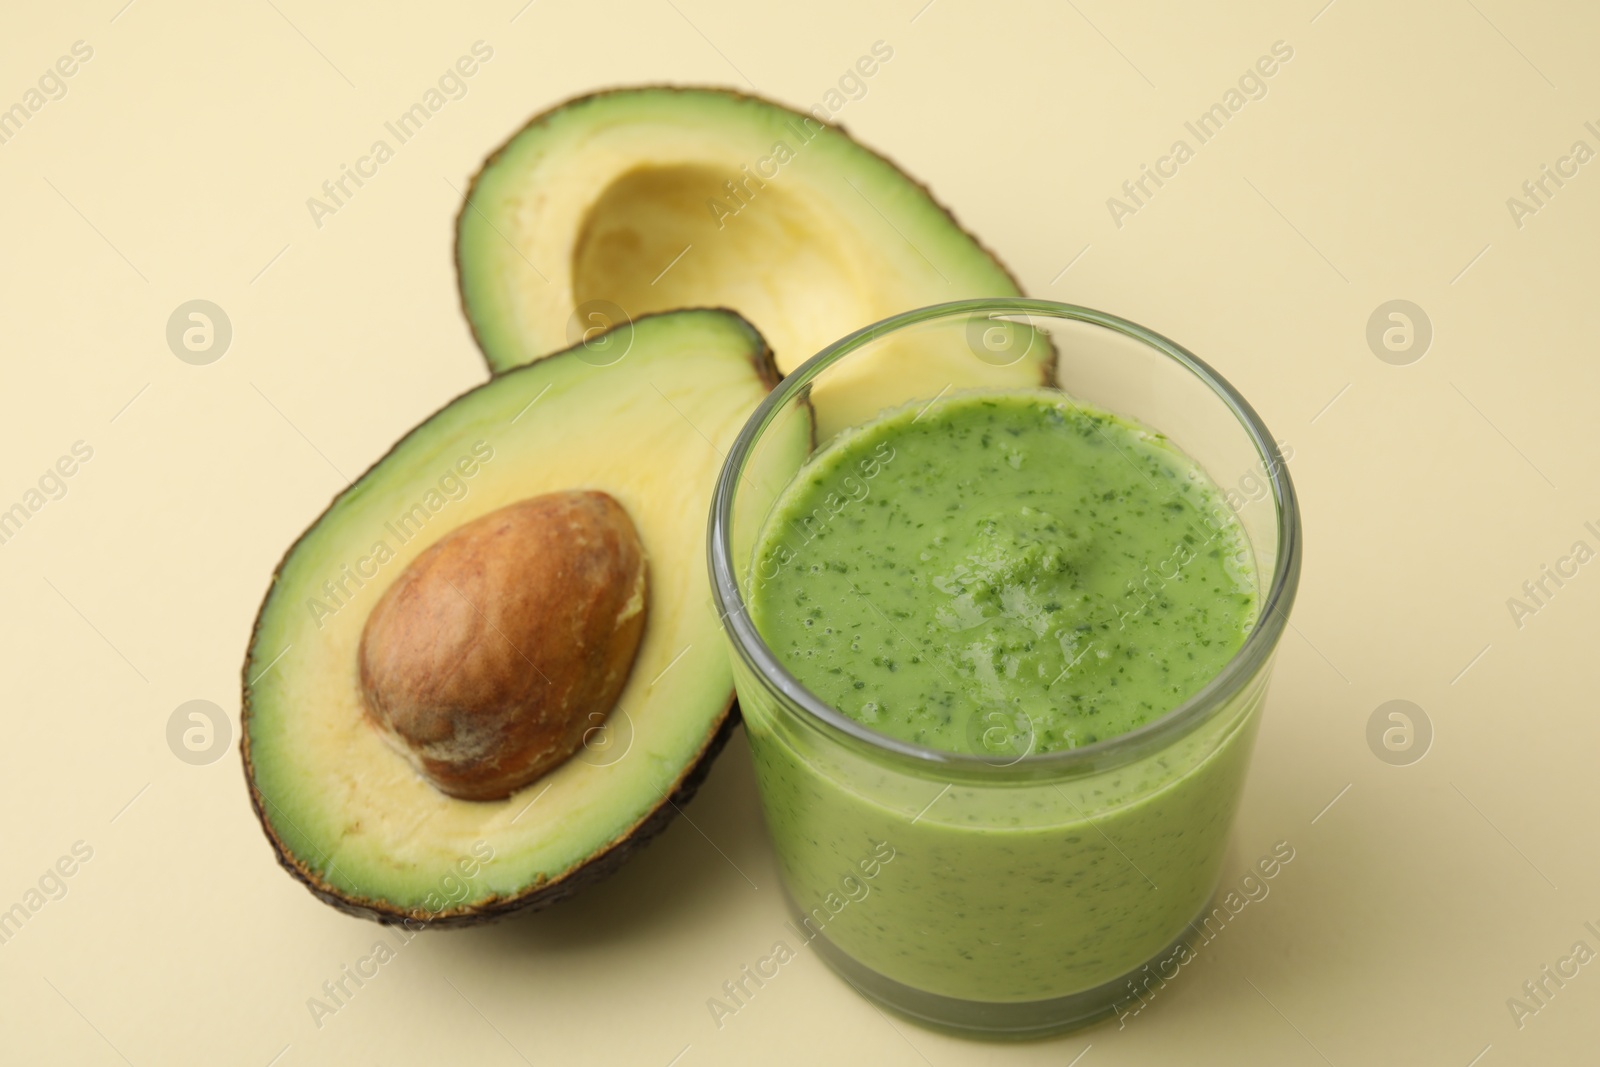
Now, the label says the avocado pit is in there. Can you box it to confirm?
[358,490,647,801]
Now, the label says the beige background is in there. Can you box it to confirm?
[1,0,1596,1063]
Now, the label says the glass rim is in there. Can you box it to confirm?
[708,298,1302,781]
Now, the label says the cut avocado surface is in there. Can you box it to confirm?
[242,309,807,924]
[457,87,1052,433]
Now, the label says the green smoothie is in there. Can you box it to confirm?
[739,389,1266,1003]
[750,390,1255,753]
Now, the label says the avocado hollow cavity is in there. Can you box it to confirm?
[571,163,869,369]
[358,491,647,802]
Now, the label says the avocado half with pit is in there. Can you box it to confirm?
[241,309,806,924]
[457,87,1053,433]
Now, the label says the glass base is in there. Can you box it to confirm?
[790,890,1211,1040]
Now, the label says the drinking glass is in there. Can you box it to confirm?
[708,299,1301,1037]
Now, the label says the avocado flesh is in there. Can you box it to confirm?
[242,310,807,923]
[457,87,1052,435]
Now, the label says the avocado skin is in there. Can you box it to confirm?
[240,309,787,926]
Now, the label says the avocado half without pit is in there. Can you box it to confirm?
[241,310,809,924]
[456,86,1054,435]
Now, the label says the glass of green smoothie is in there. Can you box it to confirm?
[708,298,1300,1037]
